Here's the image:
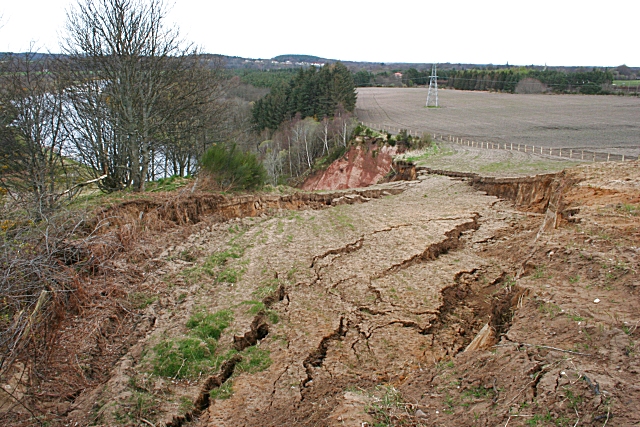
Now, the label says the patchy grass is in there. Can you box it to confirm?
[239,300,279,324]
[151,309,234,379]
[129,292,158,309]
[365,385,404,427]
[236,346,272,373]
[532,265,550,280]
[208,245,245,266]
[178,396,193,416]
[114,390,160,424]
[253,279,280,299]
[146,175,193,192]
[538,301,562,318]
[525,411,554,426]
[183,244,245,283]
[329,207,355,230]
[186,309,233,341]
[216,267,244,284]
[567,312,585,322]
[462,385,494,400]
[210,380,234,400]
[404,143,452,163]
[152,338,217,378]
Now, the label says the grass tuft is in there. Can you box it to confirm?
[151,309,234,379]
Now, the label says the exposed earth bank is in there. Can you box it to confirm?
[301,142,398,191]
[2,161,639,427]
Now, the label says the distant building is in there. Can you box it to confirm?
[394,72,403,79]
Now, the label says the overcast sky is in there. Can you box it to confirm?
[1,0,638,67]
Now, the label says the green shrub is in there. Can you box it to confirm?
[200,143,266,190]
[395,129,412,146]
[326,145,347,164]
[580,82,602,95]
[352,124,365,136]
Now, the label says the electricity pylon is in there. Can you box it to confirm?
[426,64,438,108]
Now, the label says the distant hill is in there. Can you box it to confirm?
[2,52,638,77]
[272,54,327,63]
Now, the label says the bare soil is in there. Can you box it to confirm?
[302,142,398,190]
[356,88,640,158]
[2,160,639,427]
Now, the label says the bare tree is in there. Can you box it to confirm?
[61,0,221,191]
[157,59,231,178]
[0,52,70,217]
[333,106,356,148]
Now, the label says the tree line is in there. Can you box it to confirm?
[353,67,615,94]
[440,69,614,94]
[251,63,357,132]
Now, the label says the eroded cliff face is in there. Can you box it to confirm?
[302,143,398,191]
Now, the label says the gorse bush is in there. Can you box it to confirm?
[200,143,266,190]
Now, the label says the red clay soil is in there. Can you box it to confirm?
[302,143,398,191]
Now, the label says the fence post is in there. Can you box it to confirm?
[622,155,625,161]
[593,152,596,162]
[607,153,610,161]
[570,149,572,158]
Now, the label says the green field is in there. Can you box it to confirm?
[613,80,640,87]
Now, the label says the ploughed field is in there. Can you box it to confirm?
[356,88,640,158]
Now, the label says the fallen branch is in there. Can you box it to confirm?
[57,174,107,198]
[0,386,43,426]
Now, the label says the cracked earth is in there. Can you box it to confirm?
[17,161,639,427]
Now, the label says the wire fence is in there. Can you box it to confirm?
[359,121,638,163]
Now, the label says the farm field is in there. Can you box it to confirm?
[614,80,640,87]
[355,88,640,158]
[396,142,585,177]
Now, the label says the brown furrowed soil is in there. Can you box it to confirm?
[3,161,639,427]
[356,88,640,158]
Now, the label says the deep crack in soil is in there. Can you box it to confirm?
[4,162,640,427]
